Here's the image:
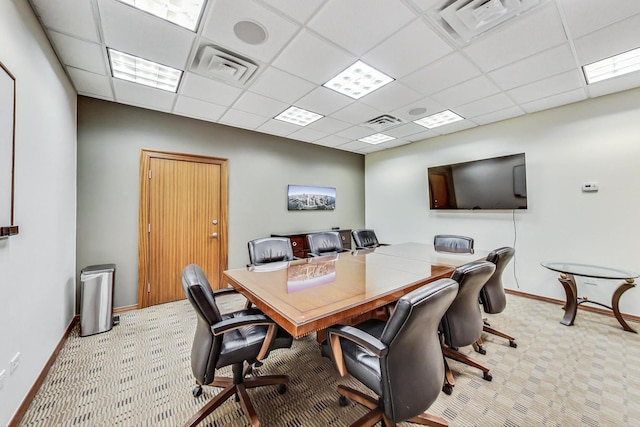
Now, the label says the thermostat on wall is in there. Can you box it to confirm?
[582,182,598,192]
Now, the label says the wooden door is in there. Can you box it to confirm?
[138,150,228,308]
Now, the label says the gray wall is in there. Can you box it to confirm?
[77,97,365,308]
[0,2,77,424]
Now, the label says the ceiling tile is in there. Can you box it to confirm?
[30,0,99,42]
[401,53,481,95]
[49,31,107,75]
[405,129,439,142]
[468,106,525,126]
[67,67,113,99]
[201,0,300,63]
[390,97,447,122]
[334,140,371,152]
[173,96,227,122]
[573,14,640,66]
[306,117,352,134]
[489,44,577,91]
[330,102,383,125]
[312,135,352,148]
[454,93,516,119]
[520,88,587,113]
[308,0,416,56]
[336,126,374,140]
[232,92,288,118]
[113,79,176,111]
[359,82,423,112]
[586,72,640,99]
[98,0,195,69]
[436,120,477,135]
[383,123,427,138]
[256,0,325,24]
[179,73,243,106]
[256,119,299,136]
[507,70,584,104]
[362,19,454,78]
[462,2,567,72]
[295,87,353,116]
[248,67,316,104]
[288,127,327,142]
[272,29,356,84]
[559,0,640,38]
[431,76,501,108]
[219,109,269,130]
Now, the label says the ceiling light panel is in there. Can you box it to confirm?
[414,110,464,129]
[323,60,394,99]
[583,47,640,84]
[358,133,395,144]
[274,106,324,126]
[118,0,206,31]
[108,48,183,92]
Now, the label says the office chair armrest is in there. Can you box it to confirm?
[327,325,387,376]
[211,287,240,298]
[211,314,278,360]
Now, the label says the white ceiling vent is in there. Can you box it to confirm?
[191,45,258,86]
[428,0,546,45]
[363,115,405,132]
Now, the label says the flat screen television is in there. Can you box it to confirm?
[427,153,527,210]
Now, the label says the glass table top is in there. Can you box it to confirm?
[541,262,639,280]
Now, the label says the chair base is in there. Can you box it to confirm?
[442,346,492,384]
[337,385,448,427]
[474,320,517,353]
[184,374,288,427]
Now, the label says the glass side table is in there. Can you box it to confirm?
[541,262,639,333]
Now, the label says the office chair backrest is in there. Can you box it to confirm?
[433,234,474,254]
[480,247,515,314]
[441,260,495,348]
[351,229,380,249]
[248,237,294,265]
[379,278,458,421]
[307,231,343,256]
[181,264,224,385]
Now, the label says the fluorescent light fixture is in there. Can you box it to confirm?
[583,47,640,84]
[108,48,183,92]
[274,106,324,126]
[358,133,395,145]
[414,110,464,129]
[118,0,206,31]
[323,60,394,100]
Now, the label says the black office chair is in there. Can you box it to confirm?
[307,231,349,257]
[351,229,389,249]
[326,278,458,427]
[248,236,296,266]
[475,247,517,352]
[433,234,474,254]
[181,264,292,427]
[440,260,496,394]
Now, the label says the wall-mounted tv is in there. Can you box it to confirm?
[427,153,527,210]
[288,185,336,211]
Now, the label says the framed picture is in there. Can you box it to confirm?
[0,61,18,237]
[287,185,336,211]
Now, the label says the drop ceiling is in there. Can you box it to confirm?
[28,0,640,155]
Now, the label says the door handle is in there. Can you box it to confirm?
[209,232,218,238]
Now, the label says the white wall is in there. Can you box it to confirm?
[0,2,77,424]
[77,97,365,309]
[366,88,640,317]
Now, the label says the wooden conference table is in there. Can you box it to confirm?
[223,243,485,340]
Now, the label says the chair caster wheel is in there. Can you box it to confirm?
[192,386,202,397]
[483,372,493,382]
[339,395,349,407]
[477,347,486,355]
[509,340,517,348]
[276,384,287,394]
[442,385,453,395]
[254,361,264,368]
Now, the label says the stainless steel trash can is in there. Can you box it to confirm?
[80,264,116,337]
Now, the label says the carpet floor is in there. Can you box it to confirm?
[19,293,640,426]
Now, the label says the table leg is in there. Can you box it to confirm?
[558,273,578,326]
[612,279,637,333]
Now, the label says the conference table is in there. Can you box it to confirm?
[223,243,485,340]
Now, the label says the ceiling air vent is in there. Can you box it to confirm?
[427,0,546,45]
[191,45,258,86]
[363,115,405,132]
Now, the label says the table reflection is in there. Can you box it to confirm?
[287,255,337,292]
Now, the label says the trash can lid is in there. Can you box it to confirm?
[81,264,116,274]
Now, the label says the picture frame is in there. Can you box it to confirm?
[287,185,336,211]
[0,61,18,237]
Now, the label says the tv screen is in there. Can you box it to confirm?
[427,153,527,210]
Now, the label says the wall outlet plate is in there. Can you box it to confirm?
[10,352,20,374]
[582,182,598,192]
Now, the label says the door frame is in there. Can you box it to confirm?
[137,149,229,308]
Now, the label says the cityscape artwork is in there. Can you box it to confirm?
[287,185,336,211]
